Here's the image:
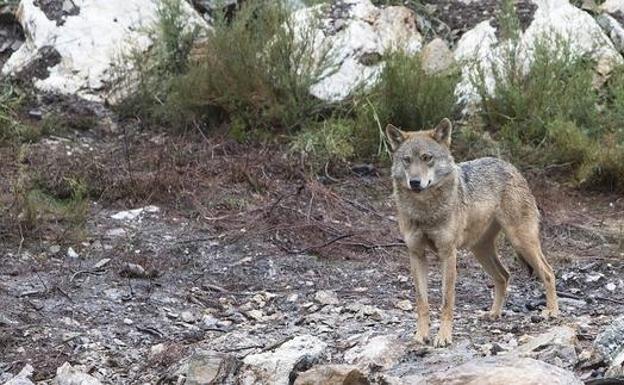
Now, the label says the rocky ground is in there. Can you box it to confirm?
[0,127,623,384]
[2,0,624,384]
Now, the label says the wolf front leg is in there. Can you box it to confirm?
[406,236,429,345]
[434,246,457,347]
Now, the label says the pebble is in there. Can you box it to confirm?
[395,299,414,311]
[247,310,264,321]
[314,290,340,305]
[49,245,61,254]
[181,311,196,323]
[531,315,544,323]
[67,247,79,259]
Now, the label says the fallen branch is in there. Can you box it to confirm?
[287,233,354,254]
[340,241,405,250]
[70,269,106,283]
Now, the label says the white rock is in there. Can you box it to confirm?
[344,334,406,370]
[602,0,624,13]
[111,205,160,221]
[93,258,111,269]
[455,0,622,109]
[2,0,208,102]
[105,228,127,237]
[395,299,413,311]
[247,309,264,321]
[597,14,624,54]
[513,325,578,367]
[314,290,339,305]
[181,311,197,323]
[180,352,238,385]
[150,343,166,357]
[293,364,368,385]
[55,362,102,385]
[292,0,422,102]
[49,245,61,254]
[67,247,79,259]
[420,37,455,75]
[4,364,35,385]
[240,335,328,385]
[454,20,499,109]
[414,356,583,385]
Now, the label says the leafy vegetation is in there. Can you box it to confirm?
[121,0,332,135]
[0,81,27,142]
[468,0,624,191]
[372,51,459,132]
[115,0,203,125]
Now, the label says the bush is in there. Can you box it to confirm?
[372,51,459,131]
[470,0,624,191]
[157,0,331,133]
[115,0,202,125]
[475,36,598,149]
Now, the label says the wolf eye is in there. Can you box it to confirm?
[420,153,433,162]
[401,155,411,164]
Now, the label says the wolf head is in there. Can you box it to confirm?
[385,118,456,193]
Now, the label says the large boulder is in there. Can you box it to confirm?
[594,316,624,376]
[294,365,369,385]
[239,335,328,385]
[54,362,102,385]
[176,351,239,385]
[343,334,406,371]
[0,5,24,57]
[598,0,624,55]
[414,356,583,385]
[292,0,422,102]
[512,325,579,368]
[454,0,623,108]
[4,364,35,385]
[1,0,208,102]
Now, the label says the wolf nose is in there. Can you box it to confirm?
[409,178,422,190]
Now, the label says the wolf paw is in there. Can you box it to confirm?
[541,308,560,319]
[414,332,430,345]
[487,310,502,321]
[433,330,452,348]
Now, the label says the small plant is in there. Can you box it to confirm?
[0,81,29,142]
[291,118,356,169]
[10,144,89,241]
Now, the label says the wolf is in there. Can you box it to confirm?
[385,118,559,347]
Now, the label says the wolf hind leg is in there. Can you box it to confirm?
[471,221,509,320]
[500,217,559,318]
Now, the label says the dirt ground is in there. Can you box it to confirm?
[0,126,623,384]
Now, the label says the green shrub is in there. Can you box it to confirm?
[116,0,202,124]
[475,36,598,149]
[469,0,624,191]
[544,118,598,181]
[163,0,332,133]
[372,51,459,131]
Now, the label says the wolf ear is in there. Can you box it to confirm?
[385,124,405,151]
[433,118,453,146]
